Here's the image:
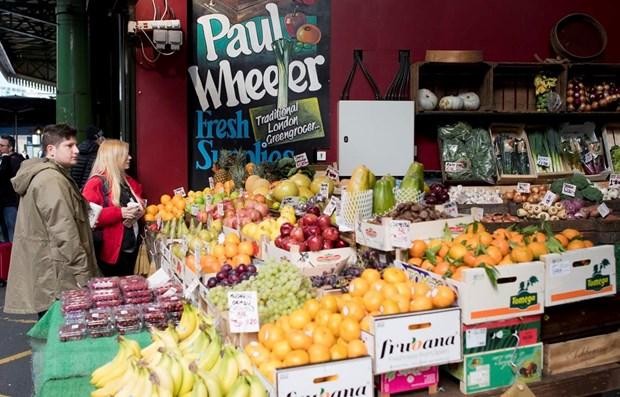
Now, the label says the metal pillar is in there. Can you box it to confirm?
[56,0,91,140]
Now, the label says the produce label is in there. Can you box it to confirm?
[550,260,571,277]
[173,187,186,197]
[388,219,411,248]
[190,204,200,216]
[517,182,531,193]
[325,165,339,181]
[294,152,309,168]
[537,155,551,168]
[465,328,487,349]
[147,268,171,289]
[598,202,610,218]
[379,367,438,394]
[610,174,620,186]
[188,1,331,189]
[319,182,330,198]
[323,196,340,216]
[470,207,484,222]
[217,203,224,217]
[281,196,304,208]
[585,152,594,164]
[561,183,576,197]
[227,291,260,333]
[208,177,214,189]
[445,161,465,173]
[441,202,459,218]
[541,191,557,207]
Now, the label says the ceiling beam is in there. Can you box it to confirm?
[0,8,56,26]
[0,26,55,43]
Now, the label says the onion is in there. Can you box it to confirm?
[531,186,540,194]
[505,191,515,201]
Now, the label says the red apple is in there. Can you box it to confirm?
[335,238,348,248]
[255,203,269,217]
[317,214,332,230]
[274,235,285,249]
[306,235,324,252]
[284,10,307,37]
[306,206,321,217]
[322,239,334,250]
[322,226,339,241]
[290,226,305,242]
[300,213,318,227]
[303,225,321,238]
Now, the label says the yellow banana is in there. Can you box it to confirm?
[150,353,175,393]
[248,374,268,397]
[90,361,138,397]
[155,382,174,397]
[191,377,209,397]
[91,341,129,386]
[216,347,239,394]
[196,310,214,329]
[152,324,180,349]
[197,333,221,371]
[176,303,198,341]
[226,375,250,397]
[168,352,184,396]
[92,351,135,388]
[233,349,254,375]
[199,371,222,397]
[180,326,209,357]
[120,336,142,358]
[176,355,195,395]
[141,340,164,363]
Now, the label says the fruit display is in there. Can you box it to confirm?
[240,204,296,241]
[309,265,363,289]
[374,202,451,223]
[274,208,348,252]
[517,202,567,220]
[90,304,268,397]
[206,263,258,288]
[534,73,560,112]
[59,323,87,342]
[481,213,521,223]
[566,78,619,112]
[187,232,258,274]
[373,175,396,215]
[358,246,396,271]
[207,259,316,324]
[407,223,592,280]
[424,183,450,205]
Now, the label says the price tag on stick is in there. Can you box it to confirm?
[610,174,620,186]
[470,207,484,221]
[294,153,309,168]
[541,191,557,207]
[517,182,531,194]
[562,183,576,197]
[320,182,330,198]
[323,196,341,216]
[227,291,260,333]
[598,202,611,218]
[537,156,551,168]
[173,187,186,197]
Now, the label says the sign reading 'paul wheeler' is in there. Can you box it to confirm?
[188,0,330,188]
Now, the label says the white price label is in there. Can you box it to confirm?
[190,204,200,216]
[281,196,303,208]
[441,202,459,218]
[445,161,465,173]
[537,155,551,168]
[562,183,577,197]
[148,268,171,289]
[72,324,79,329]
[468,364,490,387]
[184,278,200,299]
[541,191,557,207]
[208,177,215,189]
[228,291,260,333]
[470,207,484,221]
[389,219,412,248]
[465,328,487,349]
[204,195,213,206]
[294,153,309,168]
[550,260,571,277]
[585,152,594,163]
[320,182,330,198]
[598,202,611,218]
[610,174,620,186]
[217,203,224,217]
[323,196,341,216]
[173,187,186,197]
[325,166,339,181]
[517,182,531,193]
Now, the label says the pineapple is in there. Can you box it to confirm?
[229,148,248,188]
[213,149,233,183]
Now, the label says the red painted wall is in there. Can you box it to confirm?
[135,0,620,195]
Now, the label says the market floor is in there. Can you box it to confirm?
[0,284,36,397]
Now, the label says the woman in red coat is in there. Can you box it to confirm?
[82,139,145,276]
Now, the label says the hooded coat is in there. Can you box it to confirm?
[4,158,99,314]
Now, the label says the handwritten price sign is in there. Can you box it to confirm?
[228,291,259,333]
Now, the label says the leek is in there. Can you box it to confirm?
[273,38,296,109]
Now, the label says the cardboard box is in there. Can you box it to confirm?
[361,308,462,374]
[355,215,473,251]
[402,262,545,325]
[462,315,541,355]
[542,245,616,306]
[264,242,355,277]
[446,343,543,395]
[379,366,438,394]
[543,330,620,375]
[258,356,374,397]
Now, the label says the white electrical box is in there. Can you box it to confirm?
[337,100,415,176]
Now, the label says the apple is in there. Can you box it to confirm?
[306,235,324,252]
[305,206,321,217]
[300,213,318,227]
[290,226,305,242]
[317,214,332,230]
[322,226,339,241]
[280,222,294,237]
[335,238,348,248]
[284,10,307,38]
[274,236,285,249]
[322,239,334,250]
[303,225,321,238]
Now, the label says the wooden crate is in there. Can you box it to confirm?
[492,63,566,112]
[543,330,620,375]
[411,62,493,112]
[490,124,538,184]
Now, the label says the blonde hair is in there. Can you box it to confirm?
[89,139,131,206]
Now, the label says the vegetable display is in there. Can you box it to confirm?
[549,174,603,202]
[517,202,567,220]
[534,73,561,112]
[494,133,531,175]
[566,78,620,112]
[528,128,568,174]
[503,185,549,204]
[439,122,497,184]
[400,161,425,193]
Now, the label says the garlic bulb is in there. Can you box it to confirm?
[417,88,438,110]
[459,92,481,110]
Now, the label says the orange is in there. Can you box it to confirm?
[347,339,368,358]
[530,232,547,244]
[409,240,427,259]
[407,257,423,266]
[258,324,283,349]
[330,343,348,360]
[479,232,493,246]
[382,268,407,284]
[245,342,270,366]
[371,280,389,293]
[493,228,510,240]
[144,213,156,222]
[361,268,381,283]
[511,246,534,263]
[474,254,496,267]
[410,282,431,298]
[284,350,310,367]
[315,309,332,327]
[433,261,450,276]
[362,290,383,312]
[561,228,582,241]
[289,309,311,330]
[583,240,594,248]
[527,242,548,259]
[394,282,412,300]
[360,315,373,333]
[348,277,370,297]
[320,295,339,313]
[381,283,399,300]
[287,330,312,350]
[327,313,343,337]
[567,239,586,250]
[201,254,220,273]
[498,255,513,266]
[224,242,239,259]
[438,243,450,258]
[313,326,335,347]
[431,286,456,308]
[303,299,321,319]
[160,194,172,204]
[212,244,226,258]
[308,344,330,363]
[259,359,282,383]
[379,299,400,315]
[224,233,241,245]
[341,301,366,322]
[276,315,292,334]
[466,223,486,234]
[451,266,466,281]
[271,340,292,361]
[185,255,196,273]
[339,317,361,342]
[420,260,435,271]
[463,252,477,267]
[146,204,159,215]
[173,199,186,210]
[238,241,256,256]
[303,321,318,337]
[486,246,503,264]
[491,238,510,256]
[554,234,569,248]
[409,296,434,312]
[395,295,411,312]
[448,244,468,261]
[232,253,252,267]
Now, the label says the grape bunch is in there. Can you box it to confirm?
[207,259,316,324]
[358,247,395,271]
[206,263,257,288]
[424,183,450,205]
[310,266,362,290]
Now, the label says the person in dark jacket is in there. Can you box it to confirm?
[70,125,104,189]
[0,135,25,241]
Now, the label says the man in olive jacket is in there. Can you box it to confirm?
[4,124,99,316]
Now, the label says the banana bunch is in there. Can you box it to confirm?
[90,336,142,389]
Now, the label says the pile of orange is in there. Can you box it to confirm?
[246,267,455,383]
[408,223,593,280]
[143,193,186,222]
[186,232,257,274]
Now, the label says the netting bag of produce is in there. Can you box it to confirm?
[439,122,497,184]
[341,189,374,229]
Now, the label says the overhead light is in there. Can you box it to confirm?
[35,128,41,134]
